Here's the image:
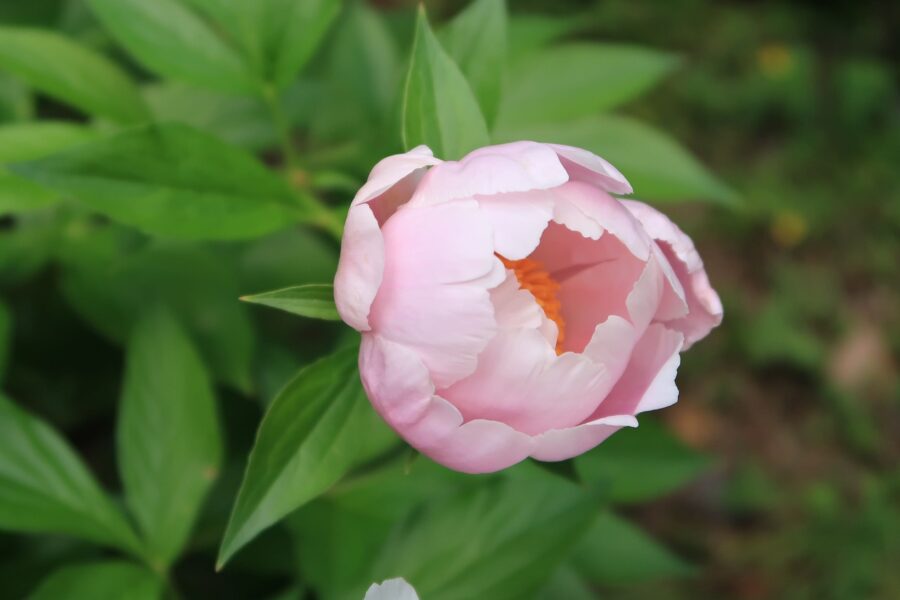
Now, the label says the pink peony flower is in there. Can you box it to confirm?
[334,142,722,474]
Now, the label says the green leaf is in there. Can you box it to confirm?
[0,122,98,213]
[537,566,595,600]
[289,459,469,598]
[0,300,9,383]
[12,123,305,240]
[495,43,678,130]
[313,2,400,156]
[401,6,490,159]
[0,122,97,163]
[573,511,693,584]
[0,27,148,123]
[28,561,163,600]
[217,346,396,568]
[60,241,256,393]
[118,309,223,569]
[241,284,340,321]
[575,417,710,504]
[86,0,256,93]
[441,0,507,125]
[365,475,598,600]
[143,82,276,151]
[495,114,737,204]
[507,14,580,59]
[0,393,140,554]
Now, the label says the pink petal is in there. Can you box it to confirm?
[351,145,441,207]
[409,141,569,207]
[549,144,633,195]
[333,204,384,331]
[441,328,610,435]
[531,414,638,462]
[622,200,723,348]
[477,189,555,260]
[360,335,531,474]
[532,224,647,353]
[550,181,651,260]
[591,323,684,419]
[368,199,502,388]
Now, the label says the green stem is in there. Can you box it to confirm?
[260,83,344,241]
[261,83,300,170]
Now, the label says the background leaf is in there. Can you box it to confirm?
[495,114,737,203]
[401,6,489,159]
[59,240,256,393]
[364,472,598,600]
[183,0,340,88]
[0,300,9,383]
[0,122,97,213]
[86,0,256,93]
[572,511,693,584]
[241,284,340,321]
[28,560,163,600]
[218,346,396,567]
[0,27,147,123]
[495,43,677,129]
[441,0,507,125]
[575,418,710,504]
[12,123,306,240]
[0,394,140,554]
[118,309,223,569]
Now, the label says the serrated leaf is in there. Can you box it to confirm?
[11,123,306,240]
[217,346,396,568]
[402,6,489,159]
[0,27,147,123]
[28,560,163,600]
[495,43,678,130]
[0,394,140,554]
[495,114,737,204]
[573,511,693,584]
[86,0,256,93]
[118,309,223,568]
[241,284,340,321]
[441,0,507,125]
[575,417,710,504]
[364,475,598,600]
[60,240,256,393]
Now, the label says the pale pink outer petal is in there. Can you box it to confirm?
[351,145,441,207]
[440,328,610,435]
[591,324,684,419]
[364,578,420,600]
[550,181,651,260]
[409,141,569,207]
[360,335,532,474]
[622,200,723,348]
[368,199,504,388]
[334,203,383,331]
[549,144,633,195]
[476,189,555,260]
[531,324,683,462]
[531,414,638,462]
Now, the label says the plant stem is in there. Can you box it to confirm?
[261,83,300,170]
[261,83,344,241]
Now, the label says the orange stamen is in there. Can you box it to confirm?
[499,255,566,353]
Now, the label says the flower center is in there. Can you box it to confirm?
[499,256,566,353]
